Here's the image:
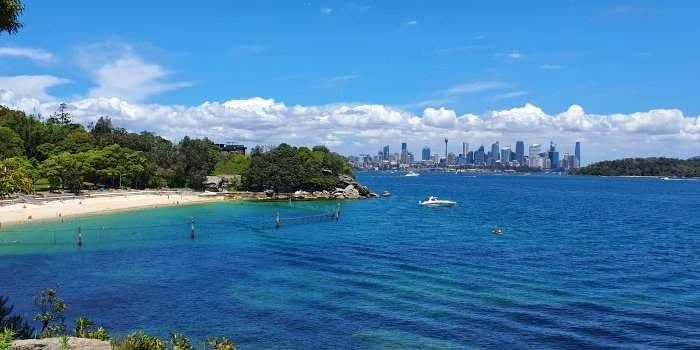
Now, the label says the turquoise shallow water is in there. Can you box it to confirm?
[1,173,700,349]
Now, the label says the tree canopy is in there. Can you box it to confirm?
[0,0,23,35]
[0,105,354,196]
[572,157,700,178]
[243,143,353,192]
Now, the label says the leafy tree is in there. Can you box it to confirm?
[33,288,67,338]
[174,136,219,189]
[40,152,85,193]
[48,103,72,125]
[212,153,250,175]
[0,156,35,198]
[244,143,353,192]
[0,126,24,159]
[0,0,23,35]
[0,296,34,339]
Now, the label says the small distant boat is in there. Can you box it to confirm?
[493,227,503,235]
[418,196,456,207]
[662,177,671,181]
[382,191,391,197]
[405,171,419,177]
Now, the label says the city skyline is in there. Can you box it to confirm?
[356,138,582,170]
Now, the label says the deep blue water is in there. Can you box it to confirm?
[2,173,700,349]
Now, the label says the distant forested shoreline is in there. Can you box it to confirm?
[571,157,700,178]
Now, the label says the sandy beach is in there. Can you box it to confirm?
[0,192,222,227]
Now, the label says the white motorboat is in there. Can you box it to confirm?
[418,196,456,207]
[405,171,419,177]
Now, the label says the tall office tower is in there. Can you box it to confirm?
[400,142,408,164]
[444,138,449,160]
[548,141,560,169]
[575,141,581,168]
[462,142,469,158]
[466,151,474,164]
[501,147,512,163]
[421,146,431,161]
[383,145,390,161]
[491,141,500,161]
[515,141,525,164]
[407,152,414,164]
[475,145,485,166]
[529,143,542,159]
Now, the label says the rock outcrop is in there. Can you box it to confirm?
[12,337,110,350]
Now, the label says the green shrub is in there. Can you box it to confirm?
[0,329,14,350]
[111,331,167,350]
[207,337,236,350]
[59,335,70,350]
[170,333,195,350]
[33,288,67,338]
[74,317,94,338]
[89,326,110,341]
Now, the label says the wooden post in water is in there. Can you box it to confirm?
[190,217,195,240]
[77,226,83,247]
[275,211,281,229]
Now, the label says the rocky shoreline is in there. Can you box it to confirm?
[12,337,110,350]
[219,174,380,200]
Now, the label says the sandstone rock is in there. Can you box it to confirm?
[338,174,354,186]
[356,184,370,196]
[343,185,360,199]
[12,337,110,350]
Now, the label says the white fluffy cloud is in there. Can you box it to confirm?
[0,47,55,63]
[0,92,698,162]
[0,75,70,100]
[75,42,191,102]
[88,56,191,102]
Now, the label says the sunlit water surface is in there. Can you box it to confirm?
[2,173,700,349]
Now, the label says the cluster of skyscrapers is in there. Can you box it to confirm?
[350,140,582,171]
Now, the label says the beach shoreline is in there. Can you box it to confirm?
[0,191,223,228]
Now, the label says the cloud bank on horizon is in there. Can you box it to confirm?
[1,89,698,164]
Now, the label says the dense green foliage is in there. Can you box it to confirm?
[0,157,37,197]
[572,157,700,177]
[0,0,23,35]
[0,328,13,350]
[0,107,224,194]
[243,144,354,192]
[212,153,250,176]
[0,296,34,339]
[0,106,354,196]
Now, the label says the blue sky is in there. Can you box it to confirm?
[1,1,699,161]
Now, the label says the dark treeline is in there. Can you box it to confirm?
[572,157,700,177]
[0,105,355,197]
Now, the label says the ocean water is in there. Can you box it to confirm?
[1,173,700,349]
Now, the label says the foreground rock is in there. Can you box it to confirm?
[12,337,110,350]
